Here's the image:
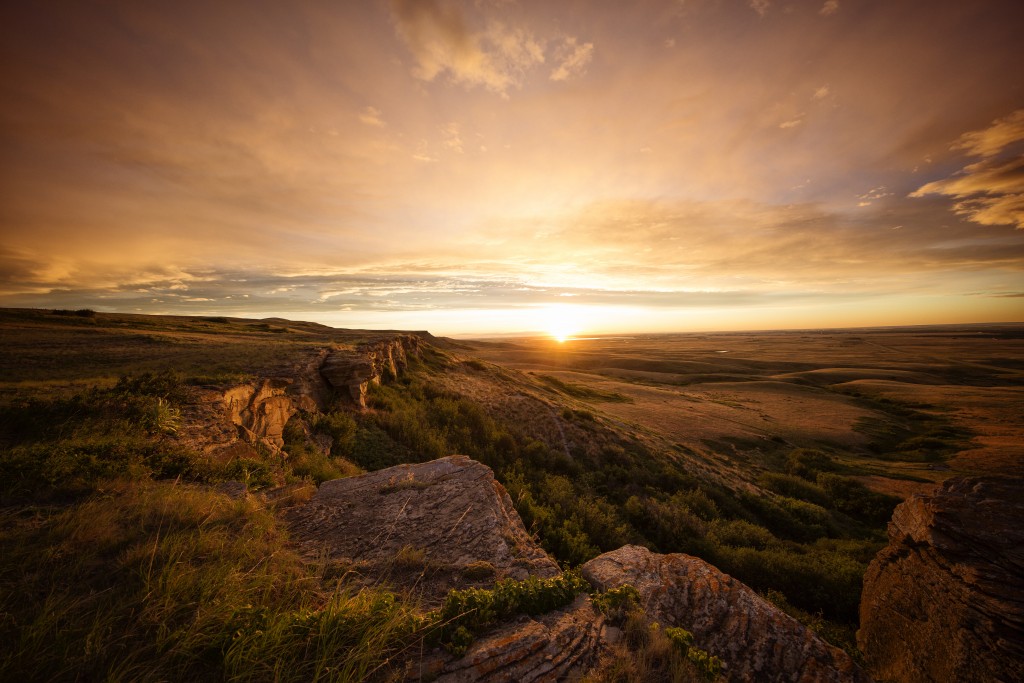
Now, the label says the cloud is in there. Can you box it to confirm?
[820,0,840,16]
[779,117,803,129]
[911,110,1024,229]
[749,0,770,18]
[358,106,386,127]
[441,122,464,153]
[951,109,1024,157]
[389,0,543,95]
[550,37,594,82]
[812,85,830,100]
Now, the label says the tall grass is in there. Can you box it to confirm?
[0,481,430,682]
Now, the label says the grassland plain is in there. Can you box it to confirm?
[1,308,1021,680]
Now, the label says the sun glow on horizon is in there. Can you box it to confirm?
[540,304,590,343]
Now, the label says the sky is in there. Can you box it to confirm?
[1,0,1022,336]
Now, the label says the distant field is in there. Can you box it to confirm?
[464,325,1024,496]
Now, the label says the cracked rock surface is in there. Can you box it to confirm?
[582,545,869,683]
[285,455,559,603]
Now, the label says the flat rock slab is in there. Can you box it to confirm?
[582,545,868,683]
[285,455,559,603]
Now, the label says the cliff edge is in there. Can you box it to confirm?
[858,476,1024,683]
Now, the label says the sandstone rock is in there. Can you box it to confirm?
[858,476,1024,683]
[285,455,559,603]
[582,545,868,683]
[320,334,423,407]
[287,455,607,680]
[427,594,607,683]
[223,378,297,450]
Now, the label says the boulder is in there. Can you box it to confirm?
[582,545,869,683]
[858,476,1024,683]
[285,455,559,603]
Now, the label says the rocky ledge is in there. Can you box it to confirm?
[320,334,424,407]
[285,455,606,681]
[858,476,1024,683]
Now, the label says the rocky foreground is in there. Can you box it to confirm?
[284,455,866,682]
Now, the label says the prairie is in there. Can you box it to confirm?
[2,308,1022,679]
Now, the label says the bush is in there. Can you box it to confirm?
[758,472,830,507]
[817,474,900,526]
[435,572,589,655]
[785,449,835,480]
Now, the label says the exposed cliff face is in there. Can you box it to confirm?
[583,545,869,683]
[858,476,1024,683]
[320,334,423,407]
[223,379,298,451]
[178,335,418,460]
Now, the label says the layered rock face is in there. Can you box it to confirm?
[858,476,1024,683]
[286,455,607,681]
[582,545,869,683]
[286,455,560,602]
[320,334,423,407]
[223,379,297,451]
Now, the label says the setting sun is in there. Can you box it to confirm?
[539,304,589,342]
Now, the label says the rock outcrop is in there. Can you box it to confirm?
[428,595,607,683]
[320,334,423,407]
[286,455,607,681]
[858,476,1024,683]
[223,379,298,451]
[582,545,869,683]
[285,455,559,602]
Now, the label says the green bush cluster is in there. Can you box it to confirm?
[434,572,590,655]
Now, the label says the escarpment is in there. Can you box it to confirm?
[178,335,421,459]
[858,476,1024,683]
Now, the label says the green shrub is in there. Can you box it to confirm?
[223,458,274,490]
[758,472,830,507]
[785,448,835,480]
[592,584,641,623]
[435,572,589,655]
[706,519,776,550]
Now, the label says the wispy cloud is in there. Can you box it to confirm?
[820,0,840,17]
[912,110,1024,229]
[749,0,770,18]
[389,0,543,95]
[358,106,386,127]
[550,37,594,82]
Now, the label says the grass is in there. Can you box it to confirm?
[0,481,432,682]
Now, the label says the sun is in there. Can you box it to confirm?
[539,304,587,343]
